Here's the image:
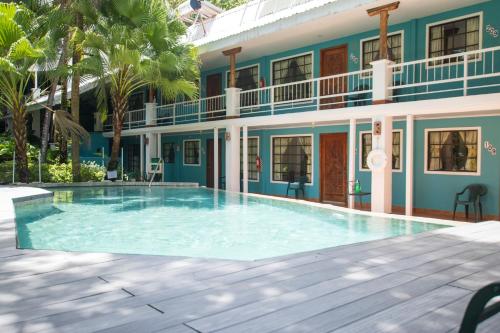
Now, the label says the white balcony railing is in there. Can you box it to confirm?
[238,69,373,116]
[104,47,500,132]
[390,46,500,100]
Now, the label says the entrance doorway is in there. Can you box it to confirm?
[319,45,348,110]
[320,133,348,205]
[206,73,223,120]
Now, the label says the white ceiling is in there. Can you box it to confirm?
[199,0,488,70]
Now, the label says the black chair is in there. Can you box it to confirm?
[459,282,500,333]
[453,184,487,222]
[286,174,307,199]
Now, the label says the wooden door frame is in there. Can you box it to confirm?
[320,132,348,205]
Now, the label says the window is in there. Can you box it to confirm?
[128,91,145,110]
[426,128,479,174]
[183,140,200,165]
[240,137,259,181]
[272,54,313,102]
[163,142,176,164]
[428,15,480,60]
[360,131,402,171]
[227,65,259,91]
[362,33,403,70]
[227,65,259,107]
[272,136,312,183]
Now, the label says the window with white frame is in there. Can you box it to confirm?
[272,136,312,183]
[426,128,479,174]
[183,140,200,165]
[428,15,481,61]
[272,54,313,102]
[240,137,259,181]
[362,33,403,70]
[360,131,402,171]
[227,65,259,107]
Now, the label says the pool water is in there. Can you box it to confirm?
[15,187,447,260]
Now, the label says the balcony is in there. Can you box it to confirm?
[104,46,500,132]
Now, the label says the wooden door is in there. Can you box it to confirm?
[206,73,223,120]
[206,139,222,188]
[320,45,348,110]
[320,133,348,205]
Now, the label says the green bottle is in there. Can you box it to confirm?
[354,179,361,193]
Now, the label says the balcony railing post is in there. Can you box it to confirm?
[173,103,176,125]
[316,79,321,110]
[371,59,394,103]
[225,88,241,119]
[198,99,202,122]
[270,88,275,115]
[463,58,469,96]
[145,103,157,126]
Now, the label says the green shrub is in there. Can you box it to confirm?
[48,163,73,183]
[80,161,106,182]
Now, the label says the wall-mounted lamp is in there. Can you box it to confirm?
[225,132,231,141]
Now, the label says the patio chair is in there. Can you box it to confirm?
[459,282,500,333]
[286,173,307,199]
[453,184,487,222]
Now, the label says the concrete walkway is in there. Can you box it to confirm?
[1,189,500,332]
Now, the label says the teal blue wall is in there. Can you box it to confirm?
[151,115,500,216]
[201,0,500,98]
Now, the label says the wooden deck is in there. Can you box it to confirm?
[1,220,500,332]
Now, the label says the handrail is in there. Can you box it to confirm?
[148,158,163,188]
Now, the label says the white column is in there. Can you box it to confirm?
[405,115,414,216]
[348,118,356,209]
[157,133,162,158]
[225,87,241,118]
[242,125,249,193]
[140,134,144,181]
[145,132,157,173]
[145,102,157,126]
[370,115,393,213]
[371,59,394,103]
[214,128,219,190]
[225,125,240,192]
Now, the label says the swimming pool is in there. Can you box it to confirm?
[15,187,448,260]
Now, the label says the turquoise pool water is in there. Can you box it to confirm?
[15,187,447,260]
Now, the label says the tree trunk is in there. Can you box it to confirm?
[107,93,127,171]
[148,85,155,103]
[40,34,70,162]
[12,104,29,183]
[59,77,69,163]
[71,12,83,181]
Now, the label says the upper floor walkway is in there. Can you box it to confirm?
[104,46,500,132]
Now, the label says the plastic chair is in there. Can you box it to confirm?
[453,184,487,222]
[286,174,307,199]
[459,282,500,333]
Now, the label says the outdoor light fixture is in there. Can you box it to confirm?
[225,132,231,141]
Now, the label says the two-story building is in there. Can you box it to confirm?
[26,0,500,220]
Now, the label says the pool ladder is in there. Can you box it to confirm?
[148,158,164,188]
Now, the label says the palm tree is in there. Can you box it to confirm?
[0,3,45,183]
[81,0,199,172]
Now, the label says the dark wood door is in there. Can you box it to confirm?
[320,133,348,205]
[206,73,223,120]
[206,139,222,188]
[320,45,348,110]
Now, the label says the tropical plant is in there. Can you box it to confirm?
[81,0,199,171]
[0,2,45,182]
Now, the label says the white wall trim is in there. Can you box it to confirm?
[425,11,483,61]
[423,126,482,176]
[183,139,201,166]
[269,133,314,186]
[359,30,405,71]
[270,51,314,85]
[359,129,404,173]
[240,135,260,182]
